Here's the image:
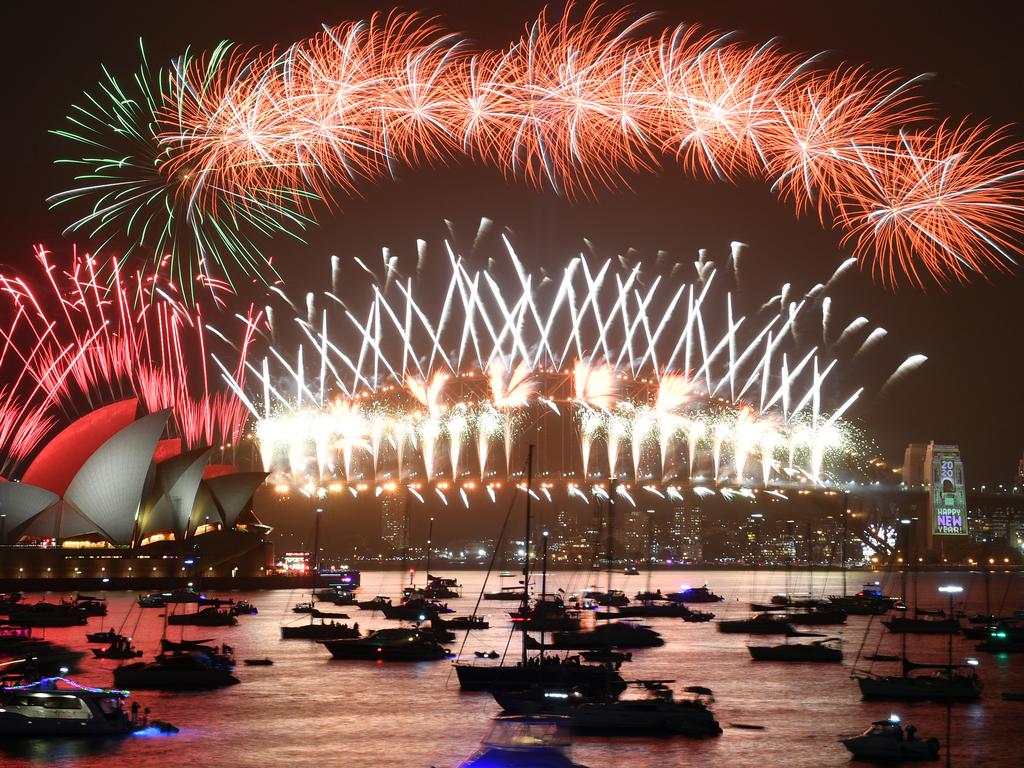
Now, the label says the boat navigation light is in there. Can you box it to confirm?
[59,667,68,674]
[938,585,963,594]
[889,714,900,723]
[966,658,980,666]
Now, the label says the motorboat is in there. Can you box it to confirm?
[432,614,490,630]
[3,602,88,627]
[0,676,171,737]
[567,682,721,737]
[607,603,713,620]
[138,593,166,608]
[380,598,453,621]
[90,636,143,659]
[576,589,629,608]
[451,717,587,768]
[748,638,843,662]
[768,592,828,608]
[281,620,361,640]
[829,582,900,616]
[357,595,392,611]
[423,575,462,599]
[975,628,1024,653]
[86,629,121,643]
[455,654,626,698]
[717,613,795,634]
[539,622,664,650]
[483,585,529,601]
[494,681,722,737]
[114,649,239,690]
[633,589,667,602]
[665,585,724,604]
[68,595,107,617]
[319,628,449,661]
[231,600,258,616]
[243,658,273,666]
[510,598,581,632]
[0,625,85,677]
[166,607,237,626]
[162,588,201,603]
[622,564,640,576]
[293,601,317,614]
[842,716,940,761]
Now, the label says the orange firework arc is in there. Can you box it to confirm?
[90,4,1023,287]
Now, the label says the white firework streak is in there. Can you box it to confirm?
[224,235,918,491]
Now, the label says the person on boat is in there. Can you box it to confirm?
[906,725,917,741]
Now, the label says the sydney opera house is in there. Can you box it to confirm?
[0,399,273,582]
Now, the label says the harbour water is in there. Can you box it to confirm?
[2,569,1021,768]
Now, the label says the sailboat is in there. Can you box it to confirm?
[853,534,981,701]
[454,446,626,698]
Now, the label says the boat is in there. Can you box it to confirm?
[166,606,237,626]
[138,593,166,608]
[86,629,121,643]
[423,575,462,599]
[786,607,848,625]
[828,582,900,616]
[3,602,88,627]
[975,628,1024,653]
[633,589,667,602]
[432,614,489,630]
[494,681,721,738]
[580,649,632,665]
[717,613,795,634]
[1002,691,1024,701]
[292,601,316,613]
[567,682,721,737]
[230,600,258,616]
[748,638,843,662]
[357,595,392,611]
[576,589,629,607]
[90,635,143,659]
[281,620,361,640]
[380,597,453,621]
[665,585,724,604]
[883,612,959,634]
[319,627,449,661]
[113,647,238,690]
[605,605,714,621]
[856,661,982,701]
[68,594,107,617]
[243,658,273,666]
[538,622,664,650]
[451,717,587,768]
[0,676,170,736]
[842,715,940,761]
[0,625,85,677]
[510,597,582,632]
[622,564,640,576]
[483,585,529,601]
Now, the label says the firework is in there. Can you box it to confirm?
[52,6,1024,288]
[224,229,916,498]
[0,246,258,473]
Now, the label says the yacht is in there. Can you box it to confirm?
[883,612,959,634]
[665,585,724,604]
[842,716,940,761]
[114,642,237,690]
[380,597,453,621]
[456,654,626,698]
[319,627,449,661]
[856,665,982,701]
[432,614,490,630]
[0,676,169,736]
[166,606,237,626]
[451,717,587,768]
[494,682,721,737]
[540,622,664,650]
[483,585,529,601]
[357,595,392,611]
[717,613,795,634]
[3,602,88,627]
[611,603,712,620]
[748,638,843,662]
[281,620,360,640]
[510,597,582,632]
[423,575,462,599]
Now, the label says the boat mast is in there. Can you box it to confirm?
[540,530,549,662]
[645,509,655,596]
[841,493,849,598]
[522,444,534,666]
[606,479,617,625]
[426,516,434,581]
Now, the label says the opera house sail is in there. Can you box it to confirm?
[0,399,272,583]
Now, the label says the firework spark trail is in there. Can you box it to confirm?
[236,234,904,491]
[0,246,258,471]
[52,6,1024,289]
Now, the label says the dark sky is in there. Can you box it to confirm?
[2,1,1022,483]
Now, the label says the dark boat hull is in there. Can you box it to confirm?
[748,645,842,662]
[856,674,981,701]
[455,662,626,697]
[113,663,239,690]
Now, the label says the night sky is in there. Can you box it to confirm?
[2,1,1022,483]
